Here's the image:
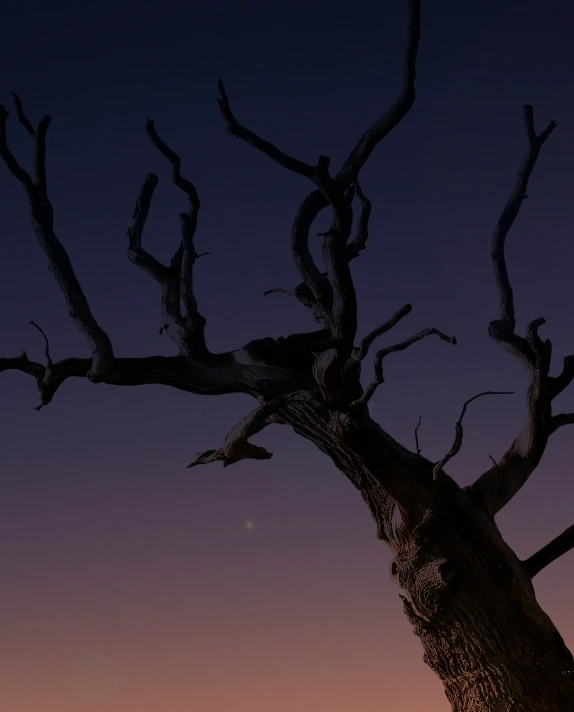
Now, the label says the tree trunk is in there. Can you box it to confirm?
[278,392,574,711]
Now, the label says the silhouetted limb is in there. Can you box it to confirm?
[469,106,562,516]
[523,524,574,578]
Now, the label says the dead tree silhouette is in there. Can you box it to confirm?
[2,2,574,709]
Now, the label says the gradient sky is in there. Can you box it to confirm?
[1,1,573,710]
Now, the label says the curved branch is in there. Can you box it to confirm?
[432,391,514,480]
[346,180,372,261]
[491,106,557,332]
[549,354,574,400]
[549,412,574,434]
[144,120,207,353]
[469,106,559,516]
[355,303,413,360]
[0,94,115,381]
[353,327,457,409]
[28,320,53,366]
[217,79,320,179]
[523,523,574,578]
[127,172,187,344]
[336,0,421,188]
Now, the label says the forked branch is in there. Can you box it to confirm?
[128,119,208,353]
[0,93,115,381]
[469,106,561,516]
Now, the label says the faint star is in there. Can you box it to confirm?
[245,520,255,530]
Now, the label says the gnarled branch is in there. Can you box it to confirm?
[523,524,574,578]
[469,106,560,516]
[336,0,420,188]
[353,327,456,409]
[146,119,206,352]
[433,391,514,480]
[354,303,413,361]
[186,397,289,468]
[0,93,115,382]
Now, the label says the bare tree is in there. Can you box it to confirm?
[2,2,574,709]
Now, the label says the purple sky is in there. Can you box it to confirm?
[1,1,573,710]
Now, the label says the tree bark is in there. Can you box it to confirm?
[278,392,574,711]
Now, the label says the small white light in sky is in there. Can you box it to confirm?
[245,520,255,531]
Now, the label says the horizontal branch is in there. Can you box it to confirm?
[523,523,574,578]
[0,348,252,410]
[432,391,514,480]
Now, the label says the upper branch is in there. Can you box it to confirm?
[353,326,456,409]
[522,523,574,578]
[354,303,413,361]
[335,0,421,188]
[469,106,560,516]
[129,119,208,354]
[0,94,115,381]
[490,106,557,333]
[127,171,189,347]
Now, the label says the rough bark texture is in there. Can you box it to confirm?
[280,393,574,711]
[2,2,574,710]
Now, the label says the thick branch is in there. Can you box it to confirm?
[469,107,559,516]
[0,347,259,410]
[186,397,289,468]
[432,391,514,480]
[0,94,115,381]
[549,412,574,434]
[549,354,574,399]
[523,524,574,578]
[353,327,457,409]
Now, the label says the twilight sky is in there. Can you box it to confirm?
[1,1,573,710]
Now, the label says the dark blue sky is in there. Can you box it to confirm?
[1,1,573,710]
